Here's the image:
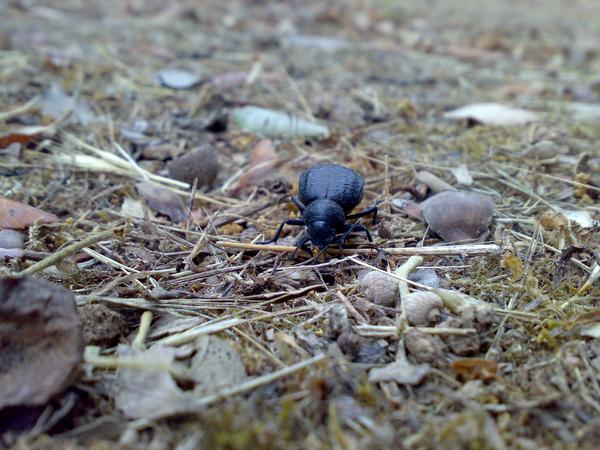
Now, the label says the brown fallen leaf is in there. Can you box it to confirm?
[0,196,58,229]
[0,277,84,410]
[135,182,187,222]
[231,139,278,195]
[443,103,538,126]
[451,358,498,383]
[0,125,52,148]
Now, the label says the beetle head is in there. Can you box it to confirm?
[307,221,336,249]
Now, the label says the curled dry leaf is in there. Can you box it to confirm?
[167,145,219,187]
[135,182,187,222]
[0,278,84,410]
[231,139,278,194]
[420,191,495,242]
[0,196,57,229]
[231,106,330,138]
[443,103,538,126]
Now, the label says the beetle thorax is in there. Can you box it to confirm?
[304,199,345,227]
[304,200,345,249]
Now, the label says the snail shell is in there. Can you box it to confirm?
[360,271,398,307]
[404,291,444,326]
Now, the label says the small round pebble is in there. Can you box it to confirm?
[0,229,25,249]
[360,271,398,306]
[167,145,219,187]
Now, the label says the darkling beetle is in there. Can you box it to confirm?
[261,163,377,252]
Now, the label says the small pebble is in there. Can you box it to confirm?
[167,145,219,187]
[408,269,441,288]
[420,190,495,242]
[0,229,25,249]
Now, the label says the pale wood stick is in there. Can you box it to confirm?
[215,240,501,256]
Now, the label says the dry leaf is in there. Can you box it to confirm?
[0,278,84,410]
[580,323,600,338]
[560,208,594,228]
[451,358,498,382]
[0,125,52,148]
[114,345,195,420]
[41,84,93,125]
[0,196,58,229]
[443,103,538,126]
[420,191,495,242]
[190,336,247,394]
[120,197,146,219]
[136,182,187,222]
[232,139,278,194]
[450,165,474,186]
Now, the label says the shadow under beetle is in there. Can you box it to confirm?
[261,163,377,252]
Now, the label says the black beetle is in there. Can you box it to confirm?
[261,163,377,251]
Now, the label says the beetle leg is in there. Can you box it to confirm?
[339,223,372,246]
[291,195,306,212]
[353,223,373,242]
[259,218,305,244]
[290,233,311,259]
[347,206,378,225]
[338,222,358,248]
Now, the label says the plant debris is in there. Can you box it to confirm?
[443,102,538,126]
[231,106,330,138]
[2,0,600,447]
